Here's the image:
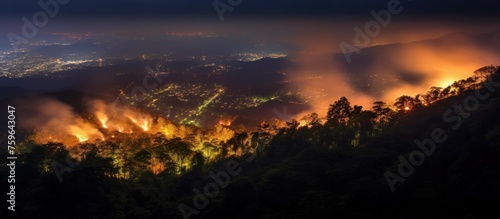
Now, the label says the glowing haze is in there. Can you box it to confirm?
[18,98,155,146]
[280,18,500,118]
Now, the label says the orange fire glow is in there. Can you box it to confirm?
[96,111,109,128]
[125,113,152,132]
[219,118,235,126]
[27,99,158,147]
[90,100,154,132]
[218,119,233,126]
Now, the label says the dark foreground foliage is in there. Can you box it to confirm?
[2,68,500,218]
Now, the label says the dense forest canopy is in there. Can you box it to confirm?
[2,65,500,218]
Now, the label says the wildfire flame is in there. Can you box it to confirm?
[27,99,167,149]
[218,117,235,126]
[89,100,153,133]
[96,111,109,128]
[125,111,152,132]
[23,98,247,175]
[69,121,104,144]
[75,133,89,142]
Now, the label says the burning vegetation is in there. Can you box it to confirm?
[18,98,267,176]
[16,65,500,177]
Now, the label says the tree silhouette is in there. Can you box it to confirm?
[201,141,219,162]
[166,138,193,173]
[371,101,394,133]
[301,112,322,127]
[441,85,453,98]
[227,132,249,156]
[349,110,377,145]
[394,95,415,112]
[474,65,498,82]
[326,96,352,126]
[425,86,443,104]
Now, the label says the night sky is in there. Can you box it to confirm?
[1,0,499,19]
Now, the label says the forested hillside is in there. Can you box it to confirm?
[2,66,500,219]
